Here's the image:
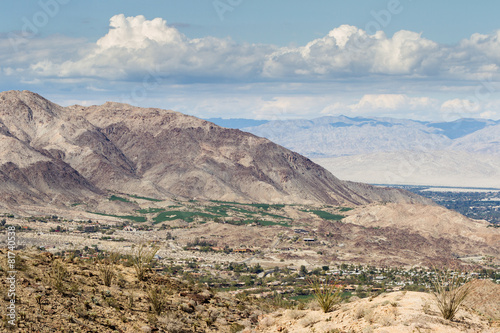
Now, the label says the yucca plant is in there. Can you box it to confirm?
[431,268,475,320]
[308,276,342,313]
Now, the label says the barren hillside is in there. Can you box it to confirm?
[0,90,430,208]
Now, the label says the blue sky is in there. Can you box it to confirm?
[2,0,500,121]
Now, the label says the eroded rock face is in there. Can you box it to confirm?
[0,90,431,207]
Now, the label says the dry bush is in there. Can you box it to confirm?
[421,299,432,315]
[355,305,367,319]
[378,313,394,326]
[50,260,69,293]
[259,316,275,328]
[364,309,375,324]
[98,259,115,287]
[299,315,320,327]
[147,286,168,315]
[158,313,185,333]
[308,276,342,313]
[431,268,475,321]
[361,326,374,333]
[286,309,306,320]
[132,244,159,281]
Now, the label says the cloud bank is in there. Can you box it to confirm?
[3,14,497,82]
[2,14,500,120]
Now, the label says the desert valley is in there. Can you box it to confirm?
[0,90,498,332]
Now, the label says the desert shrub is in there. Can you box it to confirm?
[158,313,185,333]
[132,244,159,281]
[230,323,245,333]
[259,316,275,327]
[431,269,475,321]
[308,276,342,313]
[127,291,134,309]
[355,305,367,319]
[98,259,115,287]
[50,260,69,293]
[266,292,293,309]
[299,315,320,327]
[422,300,432,315]
[287,309,306,320]
[147,286,167,315]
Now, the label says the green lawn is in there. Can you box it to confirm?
[109,195,131,203]
[153,211,217,223]
[258,220,291,227]
[88,211,146,222]
[204,206,230,216]
[209,200,285,210]
[303,209,345,221]
[127,194,163,202]
[136,208,165,214]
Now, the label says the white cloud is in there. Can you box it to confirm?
[352,94,432,112]
[2,15,500,84]
[262,25,441,77]
[439,98,490,121]
[29,14,274,80]
[441,98,481,113]
[3,15,500,121]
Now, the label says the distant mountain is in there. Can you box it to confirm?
[428,118,499,140]
[0,90,429,208]
[451,123,500,155]
[240,115,500,187]
[242,116,451,157]
[205,118,269,129]
[313,151,500,188]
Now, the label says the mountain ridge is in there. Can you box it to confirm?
[0,90,429,208]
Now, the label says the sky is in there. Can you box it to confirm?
[2,0,500,121]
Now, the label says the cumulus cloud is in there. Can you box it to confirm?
[2,14,500,120]
[29,14,274,80]
[441,98,480,113]
[351,94,433,112]
[0,15,498,84]
[262,26,441,77]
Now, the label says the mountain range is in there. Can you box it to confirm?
[0,90,428,210]
[208,116,500,188]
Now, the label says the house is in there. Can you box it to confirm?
[233,248,253,253]
[303,238,316,242]
[83,225,96,233]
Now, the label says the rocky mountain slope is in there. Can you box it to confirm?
[0,90,429,208]
[0,248,264,332]
[255,283,499,332]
